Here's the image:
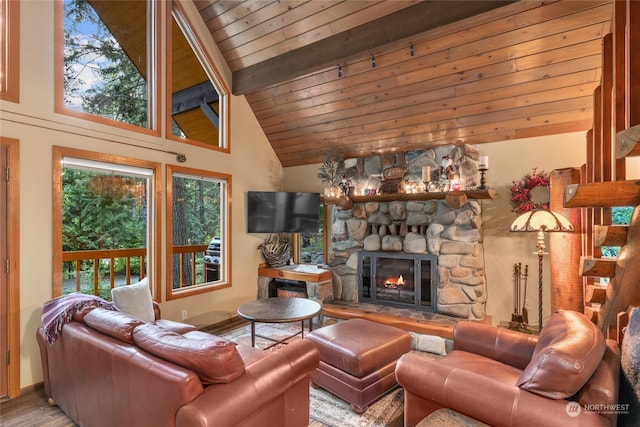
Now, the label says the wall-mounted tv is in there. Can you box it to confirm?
[247,191,321,233]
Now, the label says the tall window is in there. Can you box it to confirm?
[0,0,19,102]
[294,204,326,264]
[169,3,229,150]
[53,147,160,299]
[57,0,158,130]
[57,0,230,148]
[166,165,230,300]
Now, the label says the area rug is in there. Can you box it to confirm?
[309,386,403,427]
[217,323,404,426]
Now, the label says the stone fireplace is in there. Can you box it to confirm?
[326,145,490,321]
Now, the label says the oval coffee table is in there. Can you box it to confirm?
[237,297,321,348]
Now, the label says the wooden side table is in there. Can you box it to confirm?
[257,264,333,309]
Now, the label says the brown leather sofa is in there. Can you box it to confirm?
[396,310,620,427]
[36,305,320,427]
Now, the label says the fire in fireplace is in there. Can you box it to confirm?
[357,251,437,312]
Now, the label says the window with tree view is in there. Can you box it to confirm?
[297,204,325,264]
[601,206,634,258]
[61,0,153,127]
[57,154,156,299]
[167,165,230,300]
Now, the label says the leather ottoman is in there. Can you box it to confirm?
[306,318,412,413]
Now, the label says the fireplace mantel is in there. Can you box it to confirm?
[322,188,496,210]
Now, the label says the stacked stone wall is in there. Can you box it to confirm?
[327,145,487,320]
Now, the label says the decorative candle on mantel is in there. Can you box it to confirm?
[479,156,489,169]
[421,166,431,182]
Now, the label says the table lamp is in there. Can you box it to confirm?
[510,208,574,332]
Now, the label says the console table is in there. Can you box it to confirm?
[257,264,334,311]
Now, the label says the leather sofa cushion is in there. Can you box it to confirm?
[517,310,606,399]
[83,308,144,344]
[576,339,620,408]
[154,319,197,335]
[133,323,245,384]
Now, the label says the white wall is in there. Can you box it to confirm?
[1,0,281,388]
[284,132,640,328]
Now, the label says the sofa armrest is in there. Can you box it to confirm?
[152,301,161,320]
[454,321,538,370]
[176,339,320,427]
[396,352,610,427]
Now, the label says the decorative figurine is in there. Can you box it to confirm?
[338,175,351,196]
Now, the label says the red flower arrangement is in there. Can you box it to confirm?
[509,168,550,214]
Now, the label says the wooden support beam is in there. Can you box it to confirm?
[593,224,628,247]
[232,1,517,94]
[586,285,607,304]
[549,168,583,313]
[565,180,640,208]
[614,0,627,179]
[630,0,640,127]
[601,33,614,182]
[616,124,640,158]
[580,257,616,278]
[585,305,600,324]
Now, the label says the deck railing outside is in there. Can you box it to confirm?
[62,244,210,297]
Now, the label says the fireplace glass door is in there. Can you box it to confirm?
[358,251,437,311]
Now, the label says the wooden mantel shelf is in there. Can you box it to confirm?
[322,188,497,209]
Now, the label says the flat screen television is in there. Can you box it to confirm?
[247,191,321,233]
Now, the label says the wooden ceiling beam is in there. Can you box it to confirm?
[231,1,517,95]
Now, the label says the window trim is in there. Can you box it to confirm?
[165,164,232,301]
[167,2,230,152]
[292,204,329,264]
[52,146,162,300]
[0,0,19,102]
[53,0,161,136]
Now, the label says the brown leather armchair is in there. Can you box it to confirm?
[396,310,620,427]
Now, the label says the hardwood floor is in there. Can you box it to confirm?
[0,385,76,427]
[0,317,328,427]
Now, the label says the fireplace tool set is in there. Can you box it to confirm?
[501,263,536,334]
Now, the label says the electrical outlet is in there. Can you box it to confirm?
[181,310,188,320]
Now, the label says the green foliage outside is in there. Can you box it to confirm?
[171,176,222,288]
[299,205,325,264]
[62,168,147,294]
[601,206,634,258]
[63,0,148,126]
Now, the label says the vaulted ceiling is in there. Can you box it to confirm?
[195,0,612,167]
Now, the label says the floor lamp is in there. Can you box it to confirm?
[510,209,574,333]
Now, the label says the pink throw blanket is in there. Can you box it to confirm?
[41,293,117,345]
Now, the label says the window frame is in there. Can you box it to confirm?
[165,164,232,300]
[53,0,161,136]
[291,204,329,264]
[167,1,230,152]
[0,0,19,102]
[52,146,162,299]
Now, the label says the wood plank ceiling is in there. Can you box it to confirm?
[195,0,613,167]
